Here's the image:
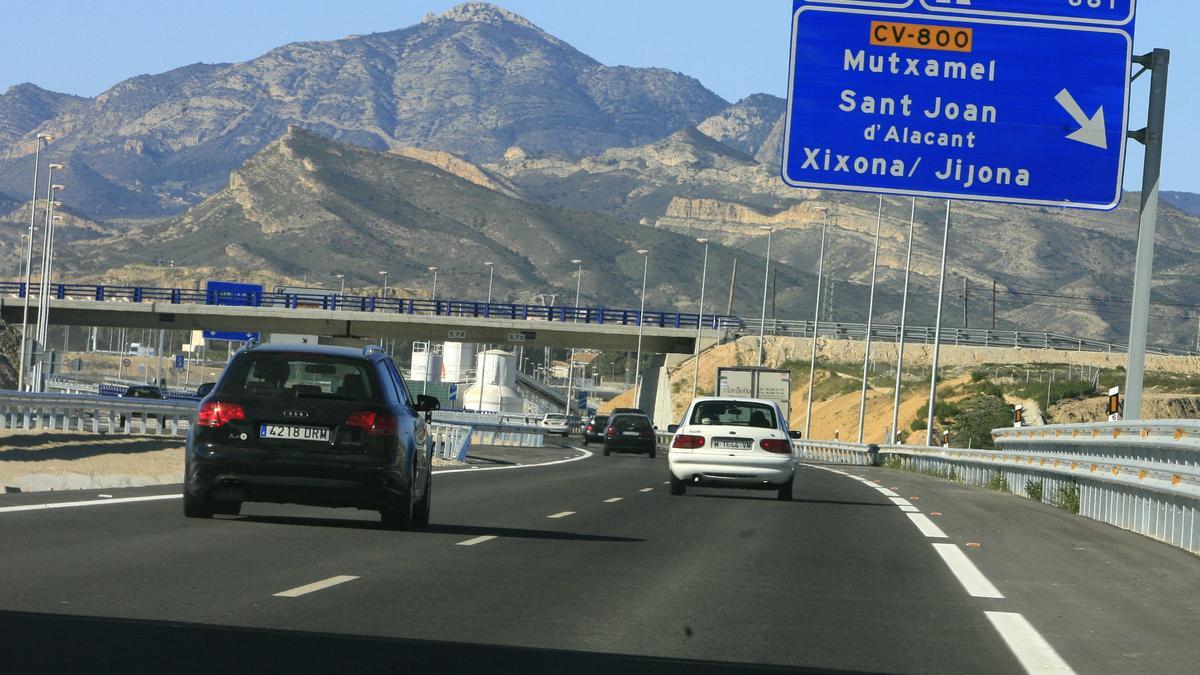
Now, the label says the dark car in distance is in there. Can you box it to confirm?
[123,385,165,399]
[581,414,610,446]
[184,343,440,530]
[603,413,657,458]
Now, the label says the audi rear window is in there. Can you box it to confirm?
[219,353,375,401]
[689,402,777,429]
[611,415,652,430]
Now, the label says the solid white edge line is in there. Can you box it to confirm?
[985,611,1076,674]
[889,497,913,507]
[898,504,920,513]
[547,511,575,519]
[433,446,593,475]
[456,535,498,547]
[273,575,359,598]
[907,512,948,538]
[932,543,1005,599]
[876,488,899,497]
[604,497,623,503]
[0,494,181,513]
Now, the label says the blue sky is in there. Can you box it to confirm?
[0,1,1192,191]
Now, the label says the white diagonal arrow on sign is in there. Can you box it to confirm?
[1055,89,1107,150]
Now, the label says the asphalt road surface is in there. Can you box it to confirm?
[0,443,1196,674]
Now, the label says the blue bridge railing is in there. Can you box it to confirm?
[0,282,744,331]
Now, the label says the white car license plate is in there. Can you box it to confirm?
[713,438,752,450]
[622,431,640,436]
[259,424,331,442]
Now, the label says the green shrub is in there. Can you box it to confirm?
[1054,482,1081,514]
[1025,479,1044,502]
[986,472,1010,493]
[949,394,1011,449]
[970,370,987,383]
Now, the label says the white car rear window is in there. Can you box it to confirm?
[689,402,776,429]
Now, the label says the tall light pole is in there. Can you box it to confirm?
[565,259,583,414]
[925,200,952,447]
[891,198,917,443]
[857,195,884,444]
[804,207,829,440]
[333,273,345,295]
[428,266,439,303]
[692,238,710,401]
[32,169,64,392]
[18,140,53,391]
[378,270,388,296]
[757,226,773,366]
[483,261,495,304]
[633,249,649,407]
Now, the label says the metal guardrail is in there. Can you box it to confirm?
[0,391,550,453]
[741,318,1196,357]
[0,391,198,437]
[0,281,740,331]
[795,423,1200,555]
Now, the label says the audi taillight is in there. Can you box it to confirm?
[672,434,705,449]
[197,401,245,428]
[606,426,616,436]
[760,439,792,454]
[346,411,399,436]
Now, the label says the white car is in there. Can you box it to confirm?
[667,397,797,500]
[540,413,570,436]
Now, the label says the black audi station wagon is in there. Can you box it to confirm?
[184,342,440,530]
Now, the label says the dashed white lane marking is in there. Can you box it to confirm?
[433,447,594,475]
[547,511,575,519]
[985,612,1076,674]
[907,513,948,539]
[876,487,900,497]
[932,543,1004,599]
[0,494,180,513]
[889,497,914,507]
[603,498,623,503]
[457,535,498,547]
[639,488,654,493]
[273,575,359,598]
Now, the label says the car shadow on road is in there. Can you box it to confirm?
[689,494,893,507]
[0,608,870,674]
[230,515,643,542]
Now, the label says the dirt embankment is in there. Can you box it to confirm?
[0,431,184,492]
[1050,394,1200,424]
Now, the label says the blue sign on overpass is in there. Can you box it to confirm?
[202,280,262,342]
[783,0,1135,210]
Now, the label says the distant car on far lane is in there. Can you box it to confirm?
[196,382,216,398]
[667,397,797,500]
[602,412,656,458]
[581,414,610,446]
[540,413,570,436]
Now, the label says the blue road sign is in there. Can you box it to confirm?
[448,383,458,401]
[175,354,185,370]
[784,1,1134,210]
[202,280,263,342]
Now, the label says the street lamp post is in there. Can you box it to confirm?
[483,261,495,304]
[31,171,64,392]
[18,141,53,391]
[692,238,710,401]
[333,273,345,295]
[378,270,388,296]
[633,249,649,407]
[804,207,829,440]
[428,266,439,303]
[857,195,884,444]
[757,226,773,366]
[565,259,583,414]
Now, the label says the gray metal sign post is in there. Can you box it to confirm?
[1122,49,1170,420]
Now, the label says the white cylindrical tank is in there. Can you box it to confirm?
[410,341,442,383]
[441,342,475,383]
[463,349,523,412]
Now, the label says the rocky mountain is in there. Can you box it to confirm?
[1163,191,1200,217]
[696,94,785,159]
[61,127,866,320]
[487,125,1200,349]
[0,2,728,218]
